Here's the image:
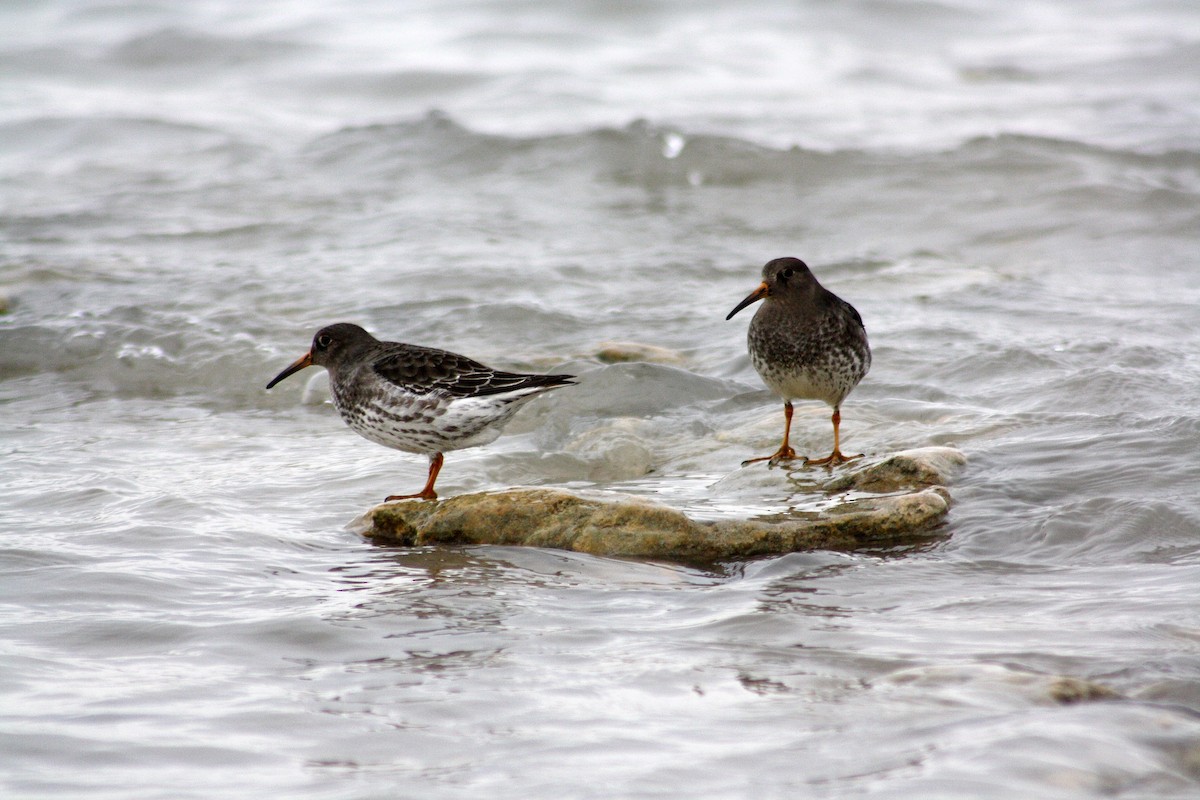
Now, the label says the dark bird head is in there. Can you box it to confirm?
[726,257,818,320]
[265,322,377,389]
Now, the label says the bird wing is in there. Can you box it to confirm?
[843,298,865,330]
[371,344,575,399]
[819,290,865,331]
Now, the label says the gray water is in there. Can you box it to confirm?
[3,1,1200,797]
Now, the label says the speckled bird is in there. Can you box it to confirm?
[726,257,871,467]
[266,322,575,501]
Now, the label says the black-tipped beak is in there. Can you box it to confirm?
[266,351,313,389]
[726,282,769,320]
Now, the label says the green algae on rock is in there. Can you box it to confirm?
[355,447,965,562]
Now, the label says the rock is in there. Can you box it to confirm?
[1046,676,1121,704]
[823,446,967,494]
[593,341,686,366]
[879,663,1121,706]
[359,487,951,562]
[354,447,964,562]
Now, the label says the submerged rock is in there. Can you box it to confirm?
[593,341,686,366]
[879,663,1121,706]
[563,427,656,480]
[355,447,965,563]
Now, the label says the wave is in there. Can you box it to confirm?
[0,115,260,170]
[299,111,1200,189]
[106,27,308,70]
[2,110,1195,409]
[3,108,1196,187]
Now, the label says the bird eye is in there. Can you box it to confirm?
[781,268,794,279]
[315,334,332,350]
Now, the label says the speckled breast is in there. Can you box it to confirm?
[747,313,870,407]
[329,376,523,455]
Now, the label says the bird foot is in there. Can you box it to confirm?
[741,445,797,468]
[803,450,863,468]
[385,489,438,502]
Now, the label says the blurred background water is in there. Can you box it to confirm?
[2,1,1200,797]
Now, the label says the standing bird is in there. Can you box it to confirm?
[726,257,871,467]
[266,322,575,501]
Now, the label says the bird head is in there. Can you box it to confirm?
[265,322,374,389]
[726,257,815,320]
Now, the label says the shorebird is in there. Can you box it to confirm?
[727,257,871,467]
[266,322,575,500]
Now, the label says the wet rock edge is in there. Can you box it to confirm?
[354,447,966,563]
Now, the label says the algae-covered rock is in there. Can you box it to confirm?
[355,447,964,562]
[359,486,951,563]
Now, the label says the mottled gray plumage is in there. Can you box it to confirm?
[266,322,574,500]
[727,257,870,466]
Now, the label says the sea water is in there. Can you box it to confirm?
[3,1,1200,797]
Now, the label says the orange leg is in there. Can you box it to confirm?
[742,401,798,466]
[804,406,863,467]
[386,452,443,502]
